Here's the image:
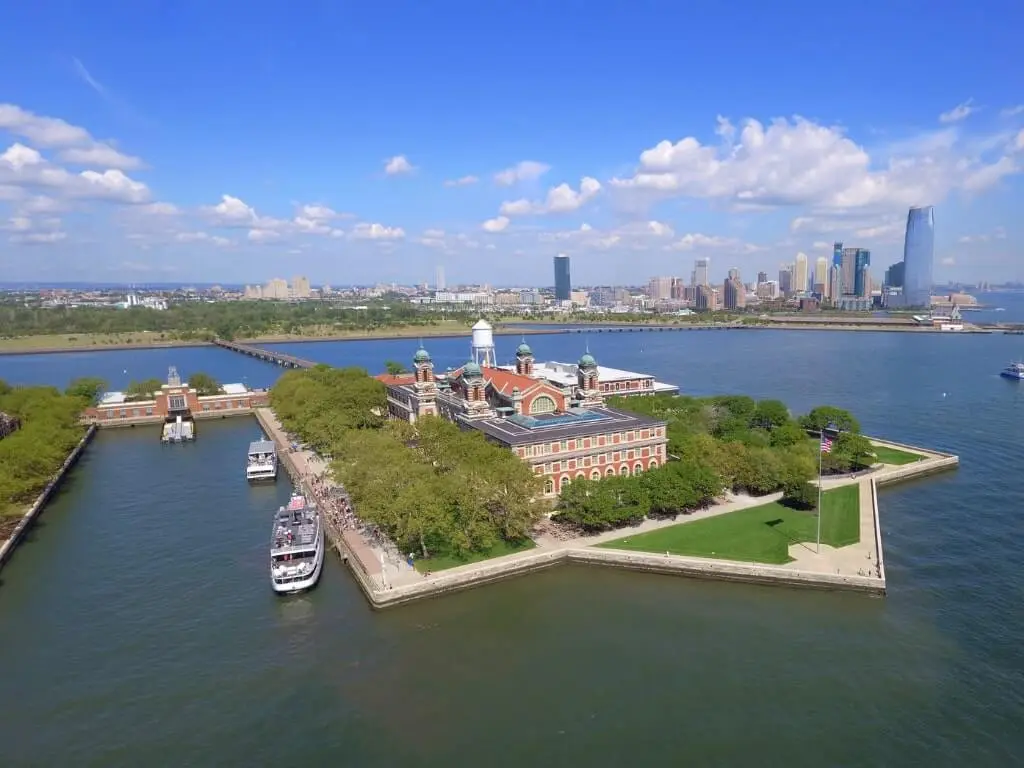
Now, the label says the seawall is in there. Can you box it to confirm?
[0,424,98,572]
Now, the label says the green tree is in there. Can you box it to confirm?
[65,377,107,404]
[187,372,222,395]
[769,421,807,448]
[800,406,861,434]
[752,399,791,430]
[781,481,818,510]
[125,378,163,401]
[384,360,408,375]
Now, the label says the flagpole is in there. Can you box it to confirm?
[816,432,823,554]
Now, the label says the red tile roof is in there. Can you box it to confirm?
[375,373,416,385]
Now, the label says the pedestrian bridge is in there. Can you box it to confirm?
[213,338,317,368]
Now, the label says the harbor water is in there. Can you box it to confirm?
[2,304,1024,765]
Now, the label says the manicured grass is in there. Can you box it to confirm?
[0,332,192,351]
[598,484,861,565]
[412,538,536,573]
[870,444,924,465]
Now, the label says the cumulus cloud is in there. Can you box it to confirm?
[481,216,510,233]
[499,176,601,216]
[443,175,478,187]
[351,222,405,239]
[10,231,67,244]
[939,99,977,124]
[959,226,1007,244]
[139,201,179,215]
[1001,105,1024,117]
[57,144,144,171]
[608,115,1021,213]
[670,232,756,252]
[494,160,550,186]
[384,155,414,175]
[0,143,150,203]
[940,256,955,266]
[0,103,142,171]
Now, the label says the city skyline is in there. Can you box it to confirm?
[0,4,1022,285]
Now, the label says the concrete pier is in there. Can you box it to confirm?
[0,424,98,572]
[213,338,316,368]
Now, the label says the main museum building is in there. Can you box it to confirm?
[376,320,675,497]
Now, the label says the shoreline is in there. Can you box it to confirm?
[1,319,1016,356]
[254,405,959,608]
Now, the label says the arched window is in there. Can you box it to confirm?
[621,465,631,477]
[591,469,601,480]
[633,462,643,475]
[576,471,585,480]
[561,475,571,490]
[605,466,615,476]
[530,395,557,415]
[544,478,554,495]
[648,458,658,469]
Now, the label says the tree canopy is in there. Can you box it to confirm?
[270,368,542,559]
[187,372,221,396]
[0,381,89,520]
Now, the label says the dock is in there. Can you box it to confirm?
[213,338,317,368]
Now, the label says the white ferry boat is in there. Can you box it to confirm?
[1000,362,1024,380]
[246,439,278,482]
[270,493,324,594]
[161,413,195,443]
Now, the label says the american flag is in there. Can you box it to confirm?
[820,434,834,453]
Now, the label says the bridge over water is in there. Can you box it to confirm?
[213,338,318,368]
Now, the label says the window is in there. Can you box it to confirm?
[648,458,658,469]
[591,469,601,480]
[168,395,186,411]
[605,466,615,476]
[145,408,153,416]
[576,471,585,480]
[544,478,554,495]
[634,462,643,475]
[622,465,631,477]
[530,395,557,414]
[560,440,568,451]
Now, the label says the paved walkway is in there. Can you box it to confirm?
[256,409,423,589]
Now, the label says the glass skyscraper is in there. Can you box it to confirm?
[553,254,571,302]
[853,248,871,296]
[902,206,935,307]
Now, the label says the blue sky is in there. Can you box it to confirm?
[1,0,1022,286]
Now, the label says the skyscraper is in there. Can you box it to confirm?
[692,258,710,287]
[902,206,935,307]
[757,271,768,284]
[814,256,830,297]
[434,265,446,291]
[553,254,571,302]
[723,276,745,309]
[794,252,809,293]
[778,265,793,295]
[853,249,871,297]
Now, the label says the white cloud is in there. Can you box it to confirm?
[670,233,753,251]
[1016,129,1024,151]
[296,203,343,220]
[0,104,91,147]
[959,226,1007,244]
[0,143,151,203]
[609,115,1021,213]
[481,216,510,233]
[203,194,258,224]
[351,222,405,239]
[940,256,955,266]
[939,99,977,123]
[384,155,414,175]
[418,228,447,247]
[494,160,550,186]
[139,201,179,215]
[10,230,67,244]
[3,216,31,231]
[57,144,144,171]
[1001,105,1024,117]
[443,175,478,187]
[248,228,280,242]
[646,220,674,237]
[175,231,230,246]
[499,176,601,216]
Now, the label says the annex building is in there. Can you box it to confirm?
[376,320,671,497]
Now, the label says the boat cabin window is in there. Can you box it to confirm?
[272,551,313,562]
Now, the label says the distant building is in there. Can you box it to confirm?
[902,205,935,308]
[778,266,793,295]
[853,249,871,296]
[794,252,809,294]
[694,284,714,310]
[291,276,311,299]
[757,271,768,285]
[723,276,745,309]
[554,254,572,302]
[814,256,830,298]
[434,266,446,291]
[647,276,675,301]
[692,259,710,287]
[885,261,905,288]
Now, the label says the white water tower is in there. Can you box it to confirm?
[471,319,496,367]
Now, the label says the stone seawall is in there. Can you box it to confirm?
[0,424,98,572]
[88,409,258,429]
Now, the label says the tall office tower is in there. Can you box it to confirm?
[756,271,767,285]
[902,205,935,307]
[692,258,710,287]
[853,249,871,296]
[694,283,714,309]
[840,248,861,295]
[814,256,830,297]
[723,276,746,309]
[647,276,675,301]
[794,252,809,293]
[727,267,741,281]
[434,266,446,291]
[778,265,794,295]
[885,261,905,288]
[553,254,572,301]
[829,264,842,304]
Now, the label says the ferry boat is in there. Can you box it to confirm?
[246,439,278,482]
[161,413,195,443]
[270,493,324,594]
[1000,362,1024,380]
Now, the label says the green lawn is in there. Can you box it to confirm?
[598,484,861,565]
[412,538,536,573]
[870,444,924,465]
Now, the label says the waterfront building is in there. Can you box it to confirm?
[554,254,572,302]
[814,256,830,298]
[694,283,713,310]
[829,264,842,305]
[853,249,871,296]
[902,205,935,307]
[885,261,905,288]
[376,335,670,497]
[434,265,446,291]
[778,266,793,295]
[647,276,675,301]
[84,368,269,424]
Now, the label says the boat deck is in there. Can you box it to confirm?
[271,496,319,554]
[248,439,277,457]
